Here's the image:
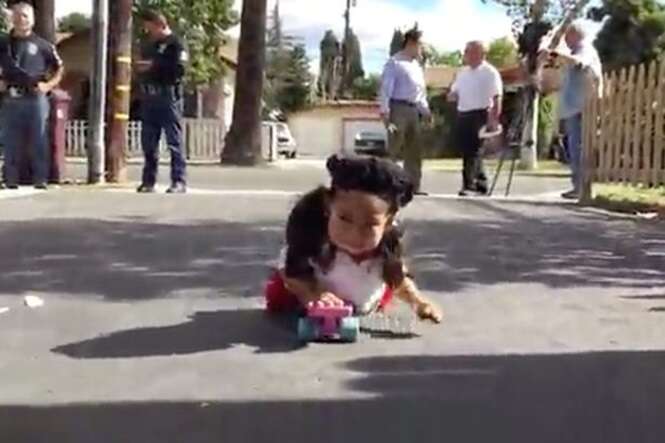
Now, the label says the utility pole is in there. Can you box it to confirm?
[340,0,358,97]
[340,0,352,97]
[87,0,109,184]
[106,0,133,182]
[33,0,55,43]
[518,0,548,171]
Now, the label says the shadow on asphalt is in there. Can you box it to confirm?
[3,351,665,442]
[51,309,304,358]
[0,219,280,300]
[0,207,663,301]
[407,200,665,292]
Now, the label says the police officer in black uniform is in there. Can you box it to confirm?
[0,2,63,190]
[136,10,188,194]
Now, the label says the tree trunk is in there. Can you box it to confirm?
[221,0,267,166]
[106,0,132,183]
[34,0,55,43]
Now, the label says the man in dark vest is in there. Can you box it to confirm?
[135,9,188,194]
[0,1,64,190]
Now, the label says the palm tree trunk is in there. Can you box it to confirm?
[34,0,56,43]
[222,0,268,166]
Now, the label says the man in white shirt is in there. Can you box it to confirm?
[379,28,431,194]
[539,22,603,200]
[448,41,503,196]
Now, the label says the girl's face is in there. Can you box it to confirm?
[328,190,393,257]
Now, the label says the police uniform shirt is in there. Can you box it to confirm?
[0,31,63,89]
[140,34,187,86]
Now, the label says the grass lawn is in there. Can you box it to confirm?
[425,159,569,177]
[592,184,665,218]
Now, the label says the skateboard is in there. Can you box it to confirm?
[297,301,360,342]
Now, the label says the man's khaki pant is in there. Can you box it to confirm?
[388,102,422,191]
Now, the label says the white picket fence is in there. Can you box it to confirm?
[65,119,226,160]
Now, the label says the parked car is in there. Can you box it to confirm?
[276,122,297,158]
[263,121,297,159]
[354,131,387,157]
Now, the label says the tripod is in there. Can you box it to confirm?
[488,142,520,197]
[478,124,520,197]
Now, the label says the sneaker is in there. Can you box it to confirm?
[561,190,579,200]
[2,183,18,190]
[34,183,48,190]
[137,184,156,193]
[166,182,187,194]
[458,189,473,197]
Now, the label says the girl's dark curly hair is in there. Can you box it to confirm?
[284,155,414,289]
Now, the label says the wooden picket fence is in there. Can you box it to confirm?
[65,118,226,161]
[582,59,665,196]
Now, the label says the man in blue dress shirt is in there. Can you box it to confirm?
[379,28,431,195]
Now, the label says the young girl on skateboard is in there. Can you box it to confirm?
[265,154,442,323]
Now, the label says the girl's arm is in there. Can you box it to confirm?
[394,276,443,323]
[280,271,344,306]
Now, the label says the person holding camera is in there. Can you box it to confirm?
[538,22,602,200]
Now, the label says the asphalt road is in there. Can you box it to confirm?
[0,170,664,442]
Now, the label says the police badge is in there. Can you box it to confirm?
[27,42,38,56]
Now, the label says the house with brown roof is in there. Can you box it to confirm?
[57,30,238,127]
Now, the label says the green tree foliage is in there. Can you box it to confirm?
[590,0,665,71]
[351,74,380,100]
[423,92,458,158]
[57,12,91,33]
[425,47,463,66]
[263,2,310,113]
[266,0,284,51]
[278,44,312,113]
[133,0,239,87]
[481,0,584,29]
[389,29,403,56]
[319,30,340,99]
[487,37,519,67]
[342,29,364,93]
[265,1,292,111]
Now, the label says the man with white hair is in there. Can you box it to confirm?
[540,22,602,200]
[0,1,64,190]
[448,40,503,197]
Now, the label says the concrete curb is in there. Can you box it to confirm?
[0,188,44,200]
